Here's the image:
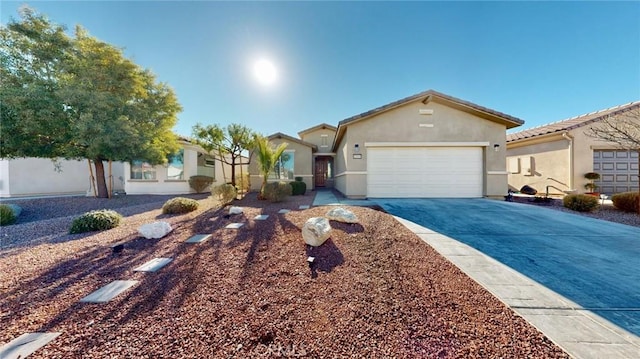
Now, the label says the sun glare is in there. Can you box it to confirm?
[253,58,277,86]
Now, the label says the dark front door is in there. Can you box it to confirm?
[315,158,328,187]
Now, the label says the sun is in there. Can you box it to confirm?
[253,58,277,86]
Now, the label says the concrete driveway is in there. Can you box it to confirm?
[376,198,640,356]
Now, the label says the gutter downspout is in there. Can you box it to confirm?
[562,132,575,191]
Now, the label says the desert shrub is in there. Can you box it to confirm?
[0,205,17,226]
[234,173,250,193]
[69,209,122,234]
[188,175,214,193]
[162,197,199,214]
[263,181,292,203]
[612,191,639,213]
[295,176,303,182]
[212,183,237,205]
[289,181,307,196]
[563,194,599,212]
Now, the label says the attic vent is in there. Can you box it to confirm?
[419,109,434,115]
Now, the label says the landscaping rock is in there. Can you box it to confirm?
[520,185,537,195]
[6,204,22,217]
[302,217,332,247]
[229,206,243,215]
[138,221,172,239]
[325,207,359,223]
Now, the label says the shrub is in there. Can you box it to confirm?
[289,181,307,196]
[0,204,17,226]
[563,194,599,212]
[263,181,292,203]
[234,173,250,193]
[612,191,639,213]
[162,197,199,214]
[188,175,214,193]
[295,176,303,182]
[69,209,122,234]
[212,183,237,205]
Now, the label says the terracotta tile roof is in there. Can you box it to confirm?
[507,101,640,143]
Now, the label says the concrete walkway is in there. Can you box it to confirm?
[380,198,640,359]
[312,189,374,206]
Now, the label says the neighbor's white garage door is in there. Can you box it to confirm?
[367,147,483,198]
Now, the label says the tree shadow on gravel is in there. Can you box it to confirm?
[306,239,344,277]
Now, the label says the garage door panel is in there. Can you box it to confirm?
[594,150,639,195]
[367,147,483,198]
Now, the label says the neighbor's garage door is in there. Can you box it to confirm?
[593,150,639,195]
[367,147,483,198]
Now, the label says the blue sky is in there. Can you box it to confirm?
[2,1,639,137]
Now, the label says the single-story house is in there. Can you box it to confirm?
[506,101,640,196]
[0,138,240,198]
[249,89,524,198]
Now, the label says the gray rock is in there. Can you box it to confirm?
[325,207,359,224]
[302,217,332,247]
[138,221,172,239]
[229,206,243,215]
[6,204,22,217]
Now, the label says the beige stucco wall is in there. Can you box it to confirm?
[300,127,336,154]
[0,158,125,198]
[249,138,314,192]
[125,144,236,195]
[335,100,509,198]
[506,135,571,195]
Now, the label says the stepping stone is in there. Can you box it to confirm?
[0,332,61,359]
[278,209,291,214]
[80,280,138,303]
[254,214,269,220]
[225,223,244,229]
[185,234,211,243]
[134,258,173,272]
[298,205,310,209]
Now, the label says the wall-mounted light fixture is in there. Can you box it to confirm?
[354,144,360,153]
[494,144,500,152]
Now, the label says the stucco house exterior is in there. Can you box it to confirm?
[506,101,640,196]
[249,89,524,198]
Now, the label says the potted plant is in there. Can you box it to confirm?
[584,172,600,197]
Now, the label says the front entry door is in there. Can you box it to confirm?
[315,158,328,187]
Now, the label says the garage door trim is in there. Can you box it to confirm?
[365,141,490,148]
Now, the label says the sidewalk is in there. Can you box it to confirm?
[312,189,374,207]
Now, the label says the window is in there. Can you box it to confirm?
[166,149,184,180]
[270,151,294,180]
[197,154,215,178]
[130,160,157,180]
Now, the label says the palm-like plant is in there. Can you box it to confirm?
[255,136,288,199]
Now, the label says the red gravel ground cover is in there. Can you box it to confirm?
[0,193,568,358]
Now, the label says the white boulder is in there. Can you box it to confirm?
[229,206,243,215]
[138,221,173,239]
[325,207,359,224]
[302,217,332,247]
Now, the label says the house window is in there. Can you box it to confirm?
[321,134,328,147]
[167,149,184,180]
[197,154,215,178]
[270,151,294,180]
[130,160,156,180]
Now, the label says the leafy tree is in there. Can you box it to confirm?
[192,123,255,187]
[586,105,640,214]
[0,7,181,197]
[254,135,288,199]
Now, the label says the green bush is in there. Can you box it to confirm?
[563,194,599,212]
[69,209,122,234]
[263,181,292,203]
[212,183,237,205]
[612,191,639,213]
[0,205,17,226]
[188,175,214,193]
[162,197,200,214]
[289,181,307,196]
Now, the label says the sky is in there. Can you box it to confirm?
[2,1,639,138]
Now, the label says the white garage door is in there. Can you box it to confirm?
[367,147,483,198]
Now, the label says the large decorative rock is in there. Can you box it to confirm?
[325,207,359,224]
[302,217,332,247]
[520,185,537,195]
[229,206,243,215]
[138,221,172,239]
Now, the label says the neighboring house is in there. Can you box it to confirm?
[124,138,241,195]
[0,158,125,198]
[506,101,640,196]
[249,89,524,198]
